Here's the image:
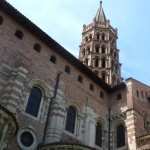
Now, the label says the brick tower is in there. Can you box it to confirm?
[79,1,122,86]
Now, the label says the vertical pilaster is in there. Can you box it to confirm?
[45,89,66,144]
[126,110,137,150]
[83,106,96,147]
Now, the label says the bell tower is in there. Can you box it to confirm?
[79,1,122,86]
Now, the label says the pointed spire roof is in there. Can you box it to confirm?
[95,1,107,24]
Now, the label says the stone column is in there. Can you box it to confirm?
[83,106,96,147]
[45,89,66,144]
[77,113,85,141]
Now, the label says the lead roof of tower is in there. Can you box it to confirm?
[95,1,107,24]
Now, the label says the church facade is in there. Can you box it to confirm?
[0,1,150,150]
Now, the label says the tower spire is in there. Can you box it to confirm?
[95,1,107,24]
[100,1,102,6]
[79,1,122,86]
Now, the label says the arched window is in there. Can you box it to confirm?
[33,43,41,53]
[102,72,106,82]
[85,58,89,66]
[65,106,77,133]
[95,45,99,53]
[100,91,104,99]
[65,65,71,74]
[87,47,90,54]
[114,52,117,58]
[50,55,56,64]
[117,93,122,100]
[78,75,83,83]
[96,33,100,40]
[102,59,106,68]
[95,58,99,67]
[95,122,102,147]
[85,37,88,42]
[117,124,125,148]
[89,34,92,40]
[89,83,94,91]
[101,45,106,54]
[26,87,42,117]
[15,30,24,40]
[102,33,105,41]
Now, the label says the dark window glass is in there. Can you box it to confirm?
[65,65,71,74]
[90,84,94,91]
[0,16,4,25]
[95,122,102,147]
[102,72,106,81]
[102,33,105,41]
[87,47,90,54]
[117,93,122,100]
[78,75,83,83]
[33,43,41,53]
[96,33,100,40]
[102,59,106,68]
[89,34,92,40]
[20,132,34,147]
[50,55,56,64]
[85,37,88,42]
[117,124,125,148]
[101,45,106,54]
[26,87,42,117]
[95,45,99,53]
[114,52,117,58]
[15,30,24,39]
[85,58,88,65]
[65,106,76,133]
[95,58,99,67]
[100,91,104,99]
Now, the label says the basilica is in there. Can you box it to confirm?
[0,1,150,150]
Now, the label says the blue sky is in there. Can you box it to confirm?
[7,0,150,85]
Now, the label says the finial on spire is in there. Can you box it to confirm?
[100,1,103,8]
[100,1,102,6]
[95,1,107,24]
